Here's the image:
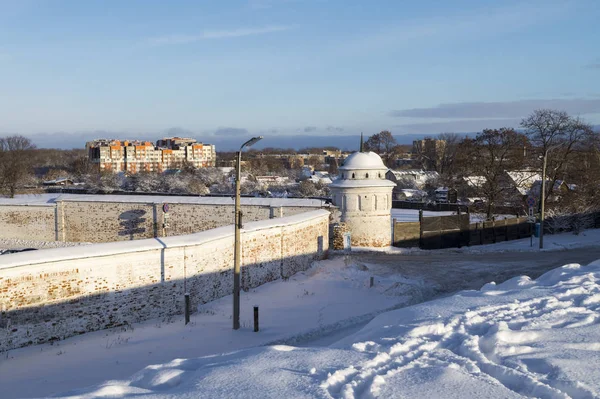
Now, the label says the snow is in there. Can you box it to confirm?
[0,193,328,207]
[0,256,430,399]
[0,210,329,269]
[0,238,88,251]
[4,247,600,399]
[32,258,600,399]
[449,227,600,254]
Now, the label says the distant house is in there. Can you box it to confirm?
[529,179,573,198]
[505,170,541,196]
[307,171,333,185]
[42,178,74,186]
[386,169,439,189]
[462,170,544,205]
[255,176,291,186]
[395,188,427,201]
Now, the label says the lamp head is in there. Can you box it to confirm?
[242,136,263,149]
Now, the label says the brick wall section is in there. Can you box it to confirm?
[0,210,329,351]
[0,201,326,243]
[0,205,56,241]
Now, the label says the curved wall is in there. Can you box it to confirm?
[330,186,393,247]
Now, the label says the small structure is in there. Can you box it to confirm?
[434,187,457,203]
[330,136,395,247]
[42,178,74,186]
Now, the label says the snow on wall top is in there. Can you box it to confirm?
[0,209,330,269]
[0,194,329,208]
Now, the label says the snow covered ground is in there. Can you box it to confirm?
[0,257,433,399]
[46,259,600,399]
[2,223,600,398]
[449,228,600,254]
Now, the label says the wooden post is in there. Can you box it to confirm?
[418,209,423,249]
[456,207,462,248]
[253,306,259,332]
[369,276,374,288]
[184,293,190,325]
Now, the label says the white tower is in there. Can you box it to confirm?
[330,142,395,247]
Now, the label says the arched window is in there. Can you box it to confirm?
[365,173,369,178]
[342,173,345,179]
[378,173,381,178]
[352,173,355,179]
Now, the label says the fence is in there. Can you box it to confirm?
[392,200,524,217]
[392,200,468,212]
[393,211,534,250]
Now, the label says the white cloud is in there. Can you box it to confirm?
[149,25,293,46]
[390,99,600,119]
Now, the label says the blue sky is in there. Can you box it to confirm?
[0,0,599,149]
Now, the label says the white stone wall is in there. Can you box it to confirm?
[0,205,56,242]
[0,200,328,243]
[0,210,329,351]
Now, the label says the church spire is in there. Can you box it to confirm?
[360,132,364,152]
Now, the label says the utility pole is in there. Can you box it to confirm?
[233,136,263,330]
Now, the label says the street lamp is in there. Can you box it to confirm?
[539,149,548,249]
[233,136,263,330]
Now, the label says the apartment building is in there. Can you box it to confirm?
[86,137,216,173]
[411,138,446,171]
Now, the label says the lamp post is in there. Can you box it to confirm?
[539,143,561,250]
[539,149,548,249]
[233,136,263,330]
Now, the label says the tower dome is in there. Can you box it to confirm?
[339,151,387,170]
[330,147,395,247]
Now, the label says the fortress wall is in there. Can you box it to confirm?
[0,205,56,242]
[0,196,328,243]
[0,210,329,351]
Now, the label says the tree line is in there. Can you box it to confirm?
[362,109,599,221]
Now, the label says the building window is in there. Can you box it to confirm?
[352,173,355,179]
[365,173,369,178]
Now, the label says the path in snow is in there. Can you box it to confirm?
[323,262,600,398]
[351,246,600,297]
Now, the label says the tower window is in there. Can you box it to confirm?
[365,173,369,178]
[352,173,355,179]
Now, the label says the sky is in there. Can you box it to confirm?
[0,0,599,149]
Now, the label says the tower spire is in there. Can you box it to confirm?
[360,132,364,152]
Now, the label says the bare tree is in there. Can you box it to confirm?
[457,128,527,220]
[364,131,397,167]
[364,131,396,154]
[437,133,461,176]
[0,135,37,197]
[520,109,592,209]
